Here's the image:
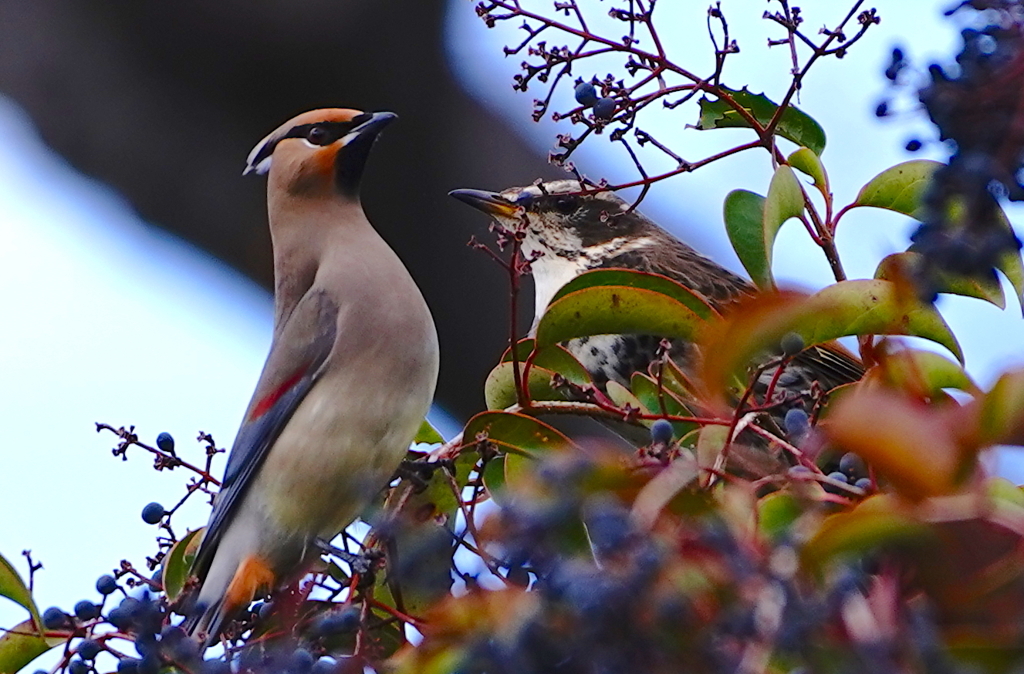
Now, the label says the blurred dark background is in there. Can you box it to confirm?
[0,0,558,419]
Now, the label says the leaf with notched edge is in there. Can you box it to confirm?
[695,86,826,155]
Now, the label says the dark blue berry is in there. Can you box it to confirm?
[574,81,599,107]
[312,607,360,636]
[68,658,90,674]
[788,465,811,477]
[74,600,100,621]
[78,639,102,660]
[138,653,161,674]
[96,575,118,596]
[649,419,673,444]
[141,502,165,525]
[42,607,69,630]
[108,597,141,631]
[780,332,804,357]
[855,477,873,491]
[107,607,132,631]
[258,601,274,620]
[593,97,616,120]
[783,409,810,437]
[905,139,923,152]
[582,497,633,557]
[875,101,889,117]
[155,432,175,452]
[168,636,200,664]
[289,648,315,674]
[827,471,849,484]
[117,658,141,674]
[839,452,867,478]
[134,634,158,658]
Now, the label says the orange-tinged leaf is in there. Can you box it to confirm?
[823,388,976,500]
[698,281,961,409]
[865,347,979,399]
[802,495,930,571]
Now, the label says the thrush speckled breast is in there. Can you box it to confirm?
[450,179,863,401]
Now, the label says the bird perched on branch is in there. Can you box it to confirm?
[185,108,439,644]
[450,179,862,402]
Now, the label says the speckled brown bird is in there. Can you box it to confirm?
[450,179,863,401]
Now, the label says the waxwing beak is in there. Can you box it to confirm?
[345,110,398,146]
[448,188,521,218]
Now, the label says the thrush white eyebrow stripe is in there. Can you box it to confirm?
[582,235,658,263]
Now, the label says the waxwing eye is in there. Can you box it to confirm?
[306,125,329,145]
[554,195,579,213]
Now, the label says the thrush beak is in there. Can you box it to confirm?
[449,188,521,219]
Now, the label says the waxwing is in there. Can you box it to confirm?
[185,109,439,644]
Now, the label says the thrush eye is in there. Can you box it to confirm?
[554,195,579,213]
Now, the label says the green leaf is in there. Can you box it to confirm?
[0,553,41,630]
[994,213,1024,314]
[696,424,729,472]
[606,379,642,411]
[695,86,827,155]
[462,412,577,492]
[977,369,1024,447]
[549,268,716,320]
[788,147,828,190]
[876,252,1006,309]
[800,280,963,362]
[758,492,802,542]
[876,348,978,397]
[414,419,445,445]
[163,528,203,602]
[850,160,1024,313]
[0,619,62,674]
[488,342,596,410]
[481,454,507,500]
[853,159,942,219]
[499,341,594,385]
[764,166,805,277]
[724,190,771,289]
[630,373,699,439]
[536,286,708,349]
[462,412,576,458]
[484,363,562,410]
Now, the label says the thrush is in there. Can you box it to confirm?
[185,109,439,644]
[450,179,863,408]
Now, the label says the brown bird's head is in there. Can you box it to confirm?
[449,179,658,254]
[245,108,396,198]
[451,179,754,312]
